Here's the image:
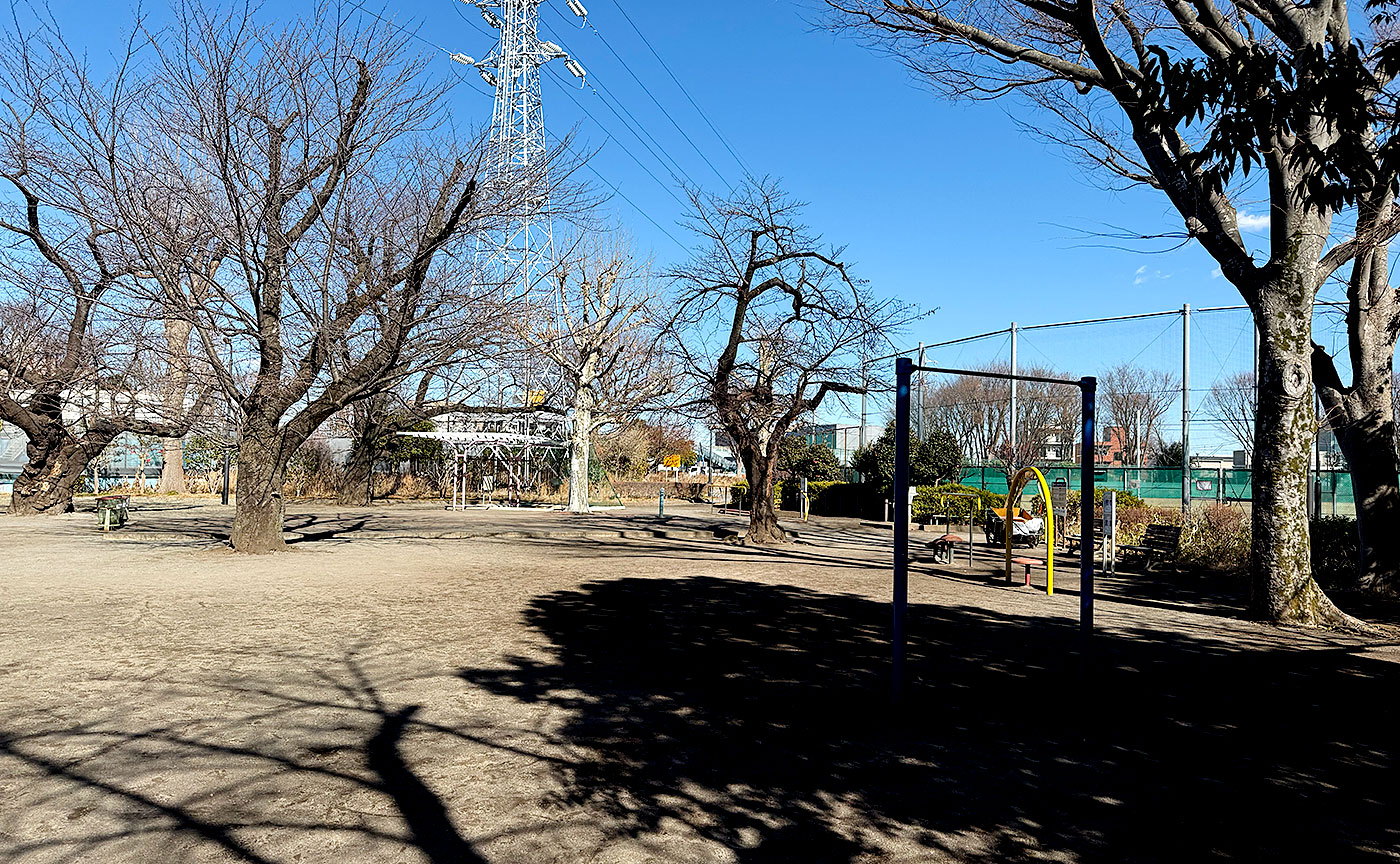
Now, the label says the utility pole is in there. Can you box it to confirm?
[1182,303,1192,513]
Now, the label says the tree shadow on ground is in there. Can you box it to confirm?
[459,575,1399,862]
[0,656,489,863]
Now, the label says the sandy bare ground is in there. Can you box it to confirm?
[0,499,1397,863]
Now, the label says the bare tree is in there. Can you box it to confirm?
[670,179,915,543]
[1100,364,1179,466]
[0,14,207,515]
[520,234,669,512]
[824,0,1392,622]
[922,363,1077,475]
[1208,371,1256,461]
[135,2,538,552]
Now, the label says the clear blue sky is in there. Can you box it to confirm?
[51,0,1296,451]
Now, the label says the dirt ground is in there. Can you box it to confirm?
[1,498,1397,863]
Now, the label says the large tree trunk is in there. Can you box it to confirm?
[8,428,103,515]
[230,423,288,553]
[1313,207,1400,597]
[743,446,786,544]
[567,404,592,514]
[1341,415,1400,596]
[336,423,379,507]
[157,438,186,493]
[156,317,193,494]
[1251,292,1353,626]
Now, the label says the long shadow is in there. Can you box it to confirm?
[0,657,489,863]
[459,575,1399,862]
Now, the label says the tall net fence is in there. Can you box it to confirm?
[825,303,1356,514]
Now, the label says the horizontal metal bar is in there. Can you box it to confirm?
[911,363,1086,388]
[1020,309,1180,331]
[868,327,1011,363]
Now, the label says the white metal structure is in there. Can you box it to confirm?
[465,0,586,302]
[401,412,569,509]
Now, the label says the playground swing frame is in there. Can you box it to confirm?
[891,357,1097,703]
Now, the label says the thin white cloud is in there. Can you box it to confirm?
[1134,265,1172,285]
[1236,212,1270,231]
[1210,266,1223,279]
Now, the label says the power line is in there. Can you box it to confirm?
[543,3,732,189]
[601,0,753,177]
[540,63,687,208]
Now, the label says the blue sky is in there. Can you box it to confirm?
[50,0,1291,451]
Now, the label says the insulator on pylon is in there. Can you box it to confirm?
[540,40,564,57]
[480,68,499,86]
[450,53,475,66]
[564,58,586,82]
[566,0,588,19]
[481,7,502,27]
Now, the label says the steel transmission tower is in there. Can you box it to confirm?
[464,0,587,299]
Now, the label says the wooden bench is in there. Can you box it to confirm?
[1119,524,1183,571]
[1065,518,1104,554]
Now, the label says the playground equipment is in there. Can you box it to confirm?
[1000,466,1056,595]
[889,357,1096,703]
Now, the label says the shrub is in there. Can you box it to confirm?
[1310,515,1359,590]
[912,483,1005,525]
[1177,504,1249,573]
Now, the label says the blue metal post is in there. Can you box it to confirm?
[659,487,665,518]
[1080,377,1097,636]
[893,357,912,703]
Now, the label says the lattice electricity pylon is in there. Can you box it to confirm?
[461,0,587,303]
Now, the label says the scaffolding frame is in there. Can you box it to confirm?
[401,412,570,510]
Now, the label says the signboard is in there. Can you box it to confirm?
[662,454,683,469]
[1196,479,1214,492]
[1050,477,1068,517]
[1103,489,1117,539]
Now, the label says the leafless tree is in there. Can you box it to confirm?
[1208,371,1256,461]
[130,1,559,552]
[518,234,670,512]
[922,363,1077,475]
[824,0,1388,622]
[1100,364,1179,466]
[669,179,917,543]
[0,13,209,515]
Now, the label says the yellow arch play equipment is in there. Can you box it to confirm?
[1002,466,1055,595]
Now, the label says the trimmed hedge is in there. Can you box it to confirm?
[912,483,1006,525]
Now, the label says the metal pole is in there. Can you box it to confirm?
[707,428,714,505]
[1182,304,1192,513]
[1080,377,1097,637]
[916,342,925,442]
[221,448,231,506]
[893,357,912,705]
[1009,322,1019,457]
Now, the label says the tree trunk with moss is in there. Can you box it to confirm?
[1251,283,1354,626]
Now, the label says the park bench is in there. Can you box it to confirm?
[96,495,130,532]
[1065,518,1104,554]
[1120,523,1183,571]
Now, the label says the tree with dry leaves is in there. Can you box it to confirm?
[519,235,670,512]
